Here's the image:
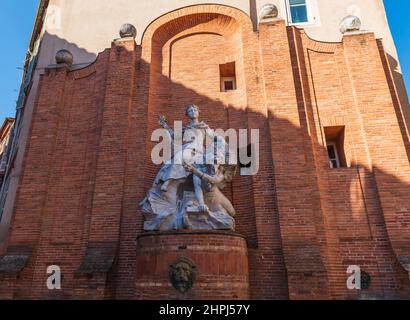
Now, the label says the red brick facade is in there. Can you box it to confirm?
[0,5,409,299]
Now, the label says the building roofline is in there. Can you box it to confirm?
[25,0,49,68]
[0,118,14,141]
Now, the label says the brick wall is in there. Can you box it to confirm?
[0,4,409,299]
[135,231,249,300]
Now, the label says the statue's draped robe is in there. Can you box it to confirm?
[141,122,236,231]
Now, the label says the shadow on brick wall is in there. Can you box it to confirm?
[0,31,409,300]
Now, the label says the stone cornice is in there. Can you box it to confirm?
[25,0,49,69]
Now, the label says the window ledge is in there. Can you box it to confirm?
[288,21,316,27]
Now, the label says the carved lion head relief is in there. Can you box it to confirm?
[169,257,197,293]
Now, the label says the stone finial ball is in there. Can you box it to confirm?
[260,4,279,20]
[55,49,74,66]
[120,23,137,39]
[340,15,362,34]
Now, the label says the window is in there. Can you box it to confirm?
[327,143,340,169]
[0,146,7,177]
[288,0,309,24]
[221,78,236,92]
[0,159,6,174]
[0,176,10,222]
[324,126,347,169]
[220,62,237,92]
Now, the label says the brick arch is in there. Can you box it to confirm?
[141,4,253,137]
[142,6,251,152]
[141,4,253,62]
[139,3,257,252]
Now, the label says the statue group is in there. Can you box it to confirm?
[140,104,237,231]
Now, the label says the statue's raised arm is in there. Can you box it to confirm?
[141,104,236,231]
[159,115,174,139]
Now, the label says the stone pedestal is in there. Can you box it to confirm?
[135,231,250,300]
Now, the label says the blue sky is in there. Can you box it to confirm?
[0,0,38,123]
[0,0,409,125]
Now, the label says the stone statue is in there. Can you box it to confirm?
[140,104,237,231]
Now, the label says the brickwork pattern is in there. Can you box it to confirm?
[0,4,409,299]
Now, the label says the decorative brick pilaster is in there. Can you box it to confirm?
[259,20,330,299]
[76,37,137,297]
[0,65,70,298]
[241,20,289,299]
[343,32,410,279]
